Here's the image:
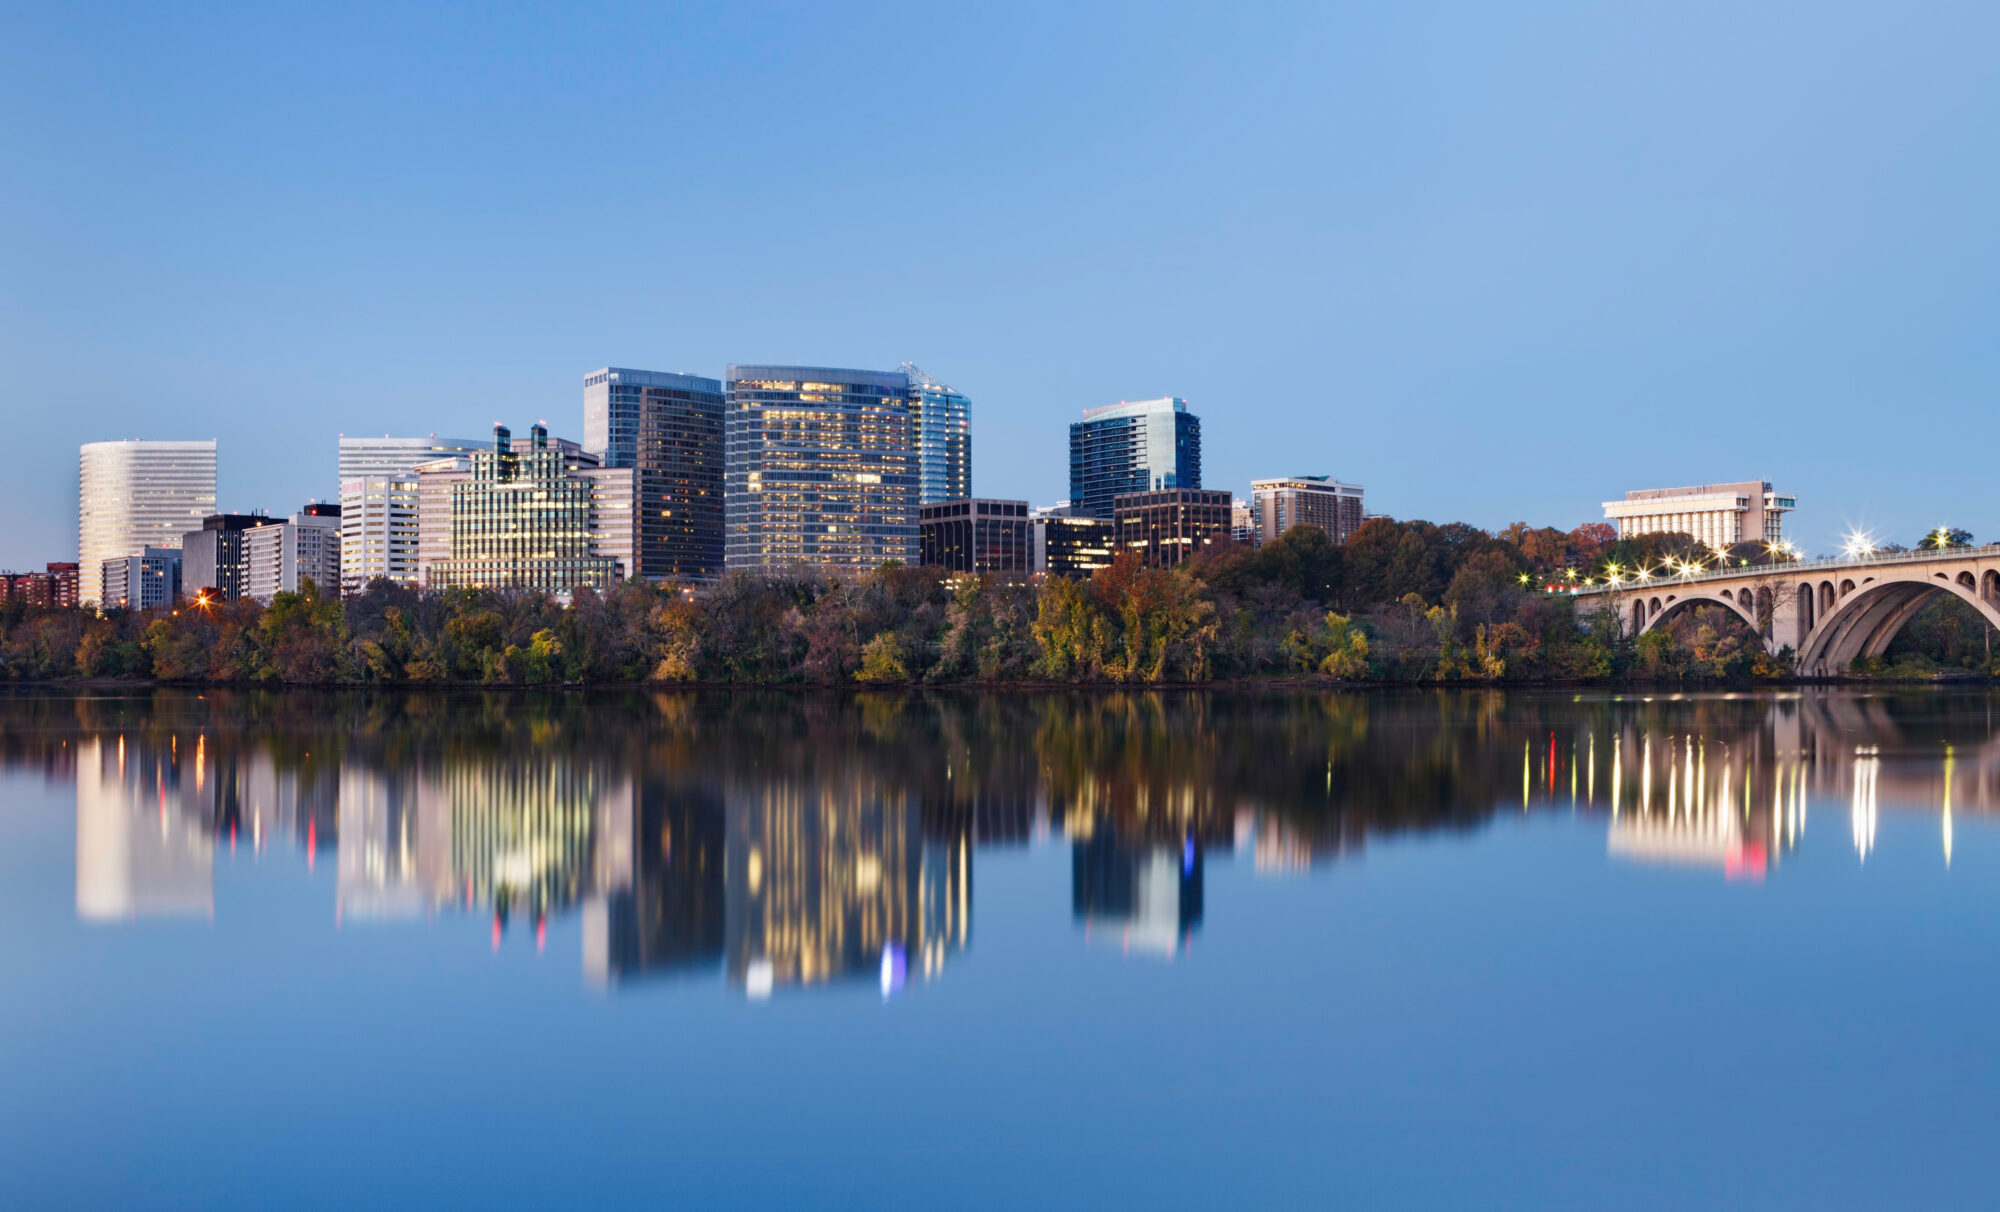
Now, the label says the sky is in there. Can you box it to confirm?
[3,1,1997,565]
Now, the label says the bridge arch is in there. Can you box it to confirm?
[1625,587,1760,643]
[1799,571,2000,675]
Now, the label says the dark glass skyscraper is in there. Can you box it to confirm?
[583,367,725,581]
[1068,397,1201,520]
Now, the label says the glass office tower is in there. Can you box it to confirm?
[1068,398,1201,520]
[582,367,725,580]
[723,365,920,571]
[78,439,217,608]
[900,363,971,505]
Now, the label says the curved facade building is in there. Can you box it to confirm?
[78,439,217,608]
[724,365,919,571]
[1068,398,1200,520]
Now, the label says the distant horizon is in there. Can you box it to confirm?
[8,3,1997,564]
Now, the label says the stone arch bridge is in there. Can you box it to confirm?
[1573,548,2000,676]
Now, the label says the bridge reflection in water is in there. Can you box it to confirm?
[17,687,1995,993]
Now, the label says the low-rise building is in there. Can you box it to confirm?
[1250,476,1365,546]
[1,563,79,608]
[1602,481,1795,552]
[1113,489,1232,569]
[1030,514,1115,577]
[100,548,182,612]
[244,505,342,601]
[920,499,1030,574]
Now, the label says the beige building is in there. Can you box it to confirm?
[413,455,473,589]
[1249,476,1365,547]
[1602,481,1795,551]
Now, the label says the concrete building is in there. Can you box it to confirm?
[100,547,182,612]
[429,424,637,595]
[902,363,972,505]
[919,499,1030,574]
[181,514,277,601]
[1250,475,1366,546]
[1113,489,1232,569]
[1602,481,1795,552]
[78,440,217,608]
[582,367,725,581]
[1069,398,1201,521]
[412,456,473,589]
[337,435,489,593]
[1030,512,1115,577]
[724,365,919,571]
[244,505,342,601]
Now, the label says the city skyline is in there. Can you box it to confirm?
[8,5,1997,569]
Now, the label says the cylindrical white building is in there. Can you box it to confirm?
[78,440,217,608]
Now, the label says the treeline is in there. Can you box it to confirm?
[1,518,1990,685]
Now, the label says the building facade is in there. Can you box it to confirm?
[429,425,636,596]
[902,363,972,505]
[723,365,920,571]
[1250,476,1366,547]
[1602,482,1795,551]
[582,367,725,581]
[244,505,342,601]
[100,548,182,612]
[919,499,1030,574]
[337,436,489,593]
[1,563,79,608]
[181,514,278,601]
[413,456,473,589]
[1030,514,1115,576]
[1069,398,1201,520]
[1113,488,1232,568]
[79,440,217,608]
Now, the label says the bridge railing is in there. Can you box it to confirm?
[1571,543,2000,595]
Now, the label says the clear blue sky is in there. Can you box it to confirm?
[4,1,1996,565]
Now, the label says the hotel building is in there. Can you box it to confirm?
[1069,398,1201,520]
[582,367,726,581]
[1602,482,1796,552]
[723,365,920,571]
[78,439,217,608]
[1250,475,1366,546]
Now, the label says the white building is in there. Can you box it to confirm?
[337,436,488,593]
[1602,481,1796,552]
[100,548,182,612]
[78,439,217,608]
[244,507,342,601]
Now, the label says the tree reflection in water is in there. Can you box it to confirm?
[7,686,1996,994]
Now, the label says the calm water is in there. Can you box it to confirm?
[2,687,1997,1209]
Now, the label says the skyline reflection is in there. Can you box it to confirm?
[15,687,2000,994]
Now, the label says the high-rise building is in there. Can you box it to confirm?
[413,456,473,589]
[100,547,182,611]
[337,436,489,593]
[582,368,726,581]
[1030,513,1115,577]
[1250,476,1366,546]
[1601,481,1796,551]
[1113,488,1232,568]
[181,514,277,601]
[244,505,342,601]
[901,363,972,505]
[1068,398,1200,521]
[723,365,919,571]
[919,499,1030,574]
[429,424,637,595]
[78,440,217,608]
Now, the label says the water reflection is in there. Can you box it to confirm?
[12,688,2000,994]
